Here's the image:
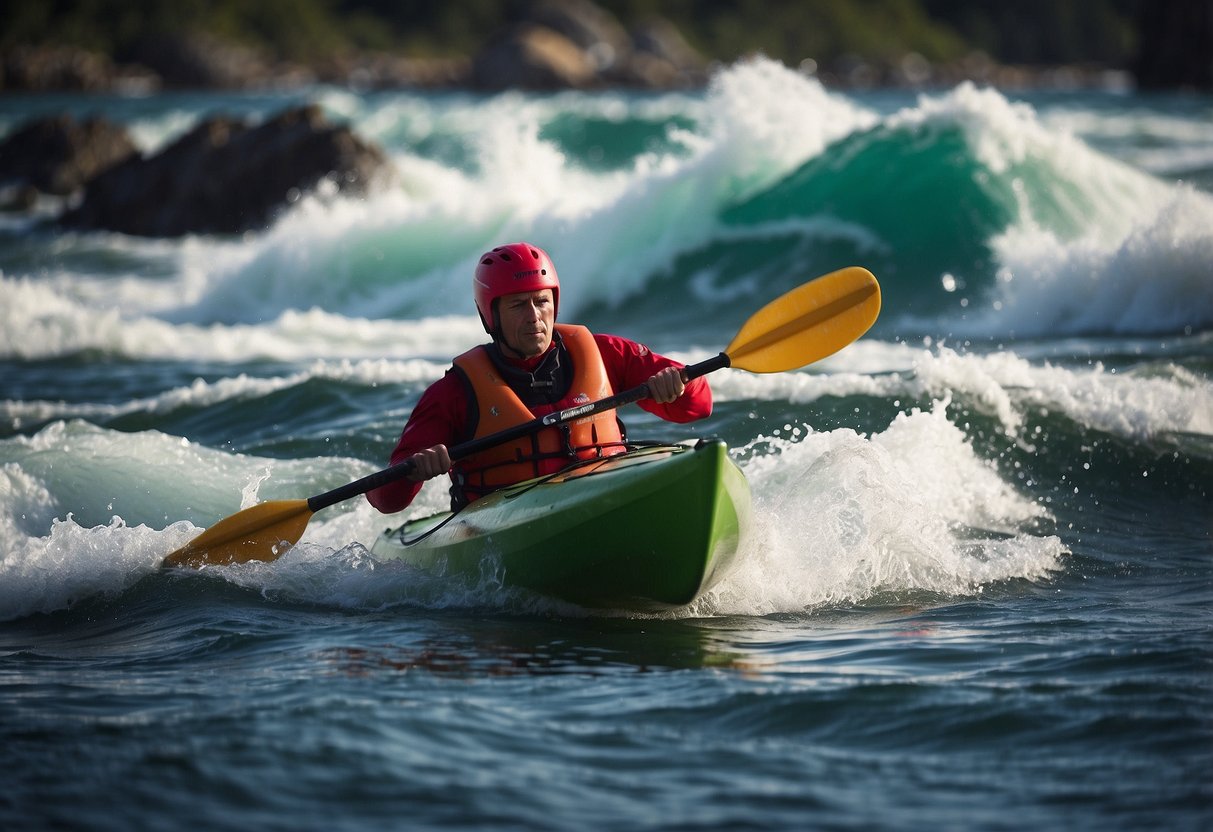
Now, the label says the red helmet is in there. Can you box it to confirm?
[473,242,560,333]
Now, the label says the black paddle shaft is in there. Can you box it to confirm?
[306,352,732,512]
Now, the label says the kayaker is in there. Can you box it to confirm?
[367,241,712,512]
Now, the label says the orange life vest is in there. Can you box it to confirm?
[451,324,627,501]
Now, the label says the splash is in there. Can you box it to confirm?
[981,186,1213,336]
[698,404,1065,615]
[0,511,192,622]
[0,398,1072,622]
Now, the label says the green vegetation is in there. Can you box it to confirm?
[2,0,1142,69]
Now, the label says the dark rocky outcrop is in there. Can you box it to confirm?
[470,1,705,91]
[528,0,633,74]
[472,24,597,90]
[617,19,708,88]
[60,104,394,237]
[0,114,138,196]
[0,2,705,94]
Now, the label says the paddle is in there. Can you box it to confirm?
[162,266,880,568]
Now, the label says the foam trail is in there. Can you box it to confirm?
[704,339,1213,448]
[1,358,443,432]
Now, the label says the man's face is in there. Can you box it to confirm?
[496,289,555,358]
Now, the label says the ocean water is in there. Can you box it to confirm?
[2,57,1211,830]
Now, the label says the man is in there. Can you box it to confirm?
[367,242,712,513]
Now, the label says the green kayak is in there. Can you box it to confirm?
[371,439,751,610]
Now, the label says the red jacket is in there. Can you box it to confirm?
[366,331,712,513]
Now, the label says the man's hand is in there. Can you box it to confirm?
[406,444,451,482]
[646,366,687,404]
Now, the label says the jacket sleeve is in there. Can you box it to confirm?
[593,333,712,423]
[365,371,468,514]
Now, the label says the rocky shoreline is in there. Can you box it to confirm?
[0,35,1138,98]
[4,0,1176,97]
[1,1,713,95]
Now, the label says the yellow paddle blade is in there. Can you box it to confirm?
[162,499,313,568]
[725,266,881,373]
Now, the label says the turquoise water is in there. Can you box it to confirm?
[2,58,1211,830]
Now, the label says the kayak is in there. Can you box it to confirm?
[371,439,751,610]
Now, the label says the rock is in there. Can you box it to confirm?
[472,24,597,90]
[1,2,714,93]
[528,0,633,72]
[0,114,139,196]
[619,18,708,87]
[61,104,394,237]
[470,3,709,91]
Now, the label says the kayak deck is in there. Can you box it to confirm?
[372,439,750,610]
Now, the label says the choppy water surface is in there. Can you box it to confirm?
[2,59,1211,830]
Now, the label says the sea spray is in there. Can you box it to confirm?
[2,61,1206,367]
[696,404,1065,616]
[0,513,186,622]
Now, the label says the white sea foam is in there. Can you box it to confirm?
[0,420,381,621]
[982,186,1213,336]
[697,403,1066,615]
[0,511,192,621]
[0,416,473,621]
[709,340,1213,445]
[883,82,1213,338]
[0,421,365,528]
[4,61,1208,365]
[0,399,1067,621]
[0,273,485,361]
[0,425,196,620]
